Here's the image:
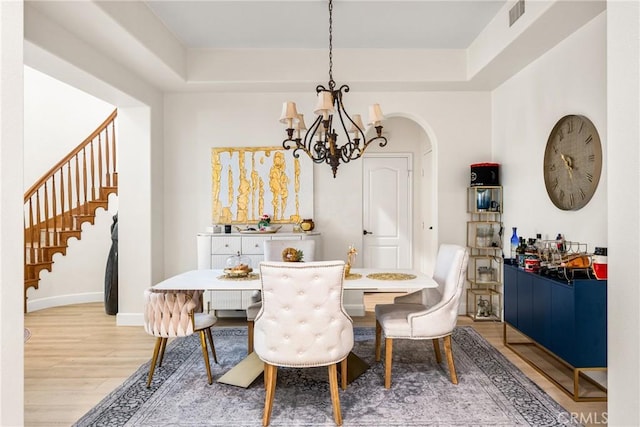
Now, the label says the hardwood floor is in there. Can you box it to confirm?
[24,295,607,426]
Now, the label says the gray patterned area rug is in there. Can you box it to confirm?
[74,326,580,427]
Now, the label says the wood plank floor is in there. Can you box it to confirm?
[24,295,607,426]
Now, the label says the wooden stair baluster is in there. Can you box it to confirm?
[24,109,118,312]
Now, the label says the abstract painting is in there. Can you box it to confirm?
[211,146,313,224]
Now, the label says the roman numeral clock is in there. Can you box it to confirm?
[543,115,603,210]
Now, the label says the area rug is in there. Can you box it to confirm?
[74,327,580,427]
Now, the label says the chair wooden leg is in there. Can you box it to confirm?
[384,337,393,389]
[205,327,218,363]
[263,363,278,427]
[146,337,164,388]
[375,320,382,362]
[443,335,458,384]
[432,338,442,363]
[328,363,343,426]
[158,336,168,366]
[199,330,213,385]
[248,320,255,354]
[340,357,348,390]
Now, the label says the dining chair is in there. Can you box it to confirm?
[254,261,353,426]
[246,239,316,354]
[374,244,469,388]
[143,288,218,387]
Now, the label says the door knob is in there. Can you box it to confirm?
[363,230,373,235]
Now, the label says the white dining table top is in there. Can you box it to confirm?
[153,267,437,291]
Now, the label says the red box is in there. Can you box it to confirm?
[470,163,500,187]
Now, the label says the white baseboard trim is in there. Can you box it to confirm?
[117,312,144,326]
[27,292,103,312]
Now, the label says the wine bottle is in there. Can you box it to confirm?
[510,227,519,264]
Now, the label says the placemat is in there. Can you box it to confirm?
[217,273,260,281]
[366,272,417,281]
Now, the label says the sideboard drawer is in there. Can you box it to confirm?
[212,236,241,254]
[241,236,269,254]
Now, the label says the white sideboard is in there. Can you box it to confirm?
[197,232,322,316]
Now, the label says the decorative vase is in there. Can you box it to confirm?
[300,218,315,232]
[510,227,519,262]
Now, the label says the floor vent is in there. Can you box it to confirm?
[509,0,525,27]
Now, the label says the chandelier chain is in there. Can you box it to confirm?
[328,0,334,89]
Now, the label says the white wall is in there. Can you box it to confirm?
[0,1,25,425]
[492,13,607,250]
[607,2,640,425]
[23,66,114,187]
[162,91,491,278]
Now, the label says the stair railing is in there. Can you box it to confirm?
[24,109,118,300]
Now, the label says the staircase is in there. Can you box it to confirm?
[24,109,118,311]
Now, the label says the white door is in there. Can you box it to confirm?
[362,155,412,269]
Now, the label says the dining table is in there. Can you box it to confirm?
[153,266,438,387]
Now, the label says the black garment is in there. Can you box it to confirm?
[104,213,118,315]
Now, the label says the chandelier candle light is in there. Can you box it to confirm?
[279,0,388,178]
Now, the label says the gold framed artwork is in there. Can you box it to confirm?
[211,146,313,224]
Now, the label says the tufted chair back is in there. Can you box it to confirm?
[374,244,469,388]
[409,245,469,337]
[143,288,218,387]
[254,260,353,367]
[263,239,316,262]
[144,288,204,337]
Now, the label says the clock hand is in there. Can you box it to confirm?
[560,153,574,179]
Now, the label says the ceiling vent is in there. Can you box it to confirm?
[509,0,525,27]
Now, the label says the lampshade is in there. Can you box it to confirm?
[295,114,307,131]
[279,101,299,128]
[313,91,335,119]
[349,114,365,137]
[368,104,384,126]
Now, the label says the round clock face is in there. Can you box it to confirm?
[543,115,602,211]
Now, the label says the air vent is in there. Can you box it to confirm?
[509,0,525,27]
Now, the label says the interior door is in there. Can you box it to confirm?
[362,155,412,269]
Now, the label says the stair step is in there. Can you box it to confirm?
[24,278,39,291]
[25,262,53,280]
[89,200,109,211]
[100,186,118,199]
[73,214,95,228]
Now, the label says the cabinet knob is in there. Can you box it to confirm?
[255,244,259,248]
[224,244,229,247]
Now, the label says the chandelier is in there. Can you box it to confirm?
[279,0,387,178]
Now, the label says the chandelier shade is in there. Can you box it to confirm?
[280,0,387,178]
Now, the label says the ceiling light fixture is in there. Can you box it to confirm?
[279,0,387,178]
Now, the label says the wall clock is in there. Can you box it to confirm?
[543,115,602,211]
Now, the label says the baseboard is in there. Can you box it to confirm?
[117,312,144,326]
[27,292,103,312]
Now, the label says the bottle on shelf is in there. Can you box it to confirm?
[510,227,519,264]
[516,237,526,268]
[556,233,565,253]
[534,233,543,253]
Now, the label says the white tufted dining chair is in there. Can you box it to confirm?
[246,239,316,354]
[374,244,469,388]
[143,288,218,387]
[254,261,353,426]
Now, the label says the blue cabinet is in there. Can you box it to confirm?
[503,263,607,401]
[503,264,607,367]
